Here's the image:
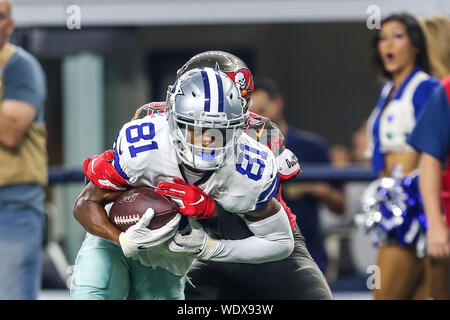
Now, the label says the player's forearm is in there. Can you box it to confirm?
[73,199,121,245]
[419,153,444,227]
[210,236,293,264]
[205,205,294,263]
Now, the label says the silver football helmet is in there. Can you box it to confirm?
[166,67,248,170]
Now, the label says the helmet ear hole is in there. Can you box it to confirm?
[192,91,197,97]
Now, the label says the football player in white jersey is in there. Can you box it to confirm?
[80,51,332,299]
[70,67,295,300]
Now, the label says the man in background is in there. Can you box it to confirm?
[0,0,47,300]
[251,78,345,274]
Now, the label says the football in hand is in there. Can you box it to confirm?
[109,186,179,232]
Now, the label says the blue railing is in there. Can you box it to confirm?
[295,164,375,182]
[48,164,375,184]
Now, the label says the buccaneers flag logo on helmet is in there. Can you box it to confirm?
[226,68,254,101]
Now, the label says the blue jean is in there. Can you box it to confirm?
[0,206,43,299]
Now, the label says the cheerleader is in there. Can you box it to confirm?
[365,13,441,299]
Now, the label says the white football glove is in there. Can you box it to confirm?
[118,208,181,258]
[168,218,221,260]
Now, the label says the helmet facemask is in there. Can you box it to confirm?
[168,113,246,170]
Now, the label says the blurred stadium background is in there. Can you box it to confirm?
[10,0,449,299]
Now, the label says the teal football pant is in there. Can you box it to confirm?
[70,233,186,300]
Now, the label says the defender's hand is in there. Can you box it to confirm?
[83,150,129,191]
[155,177,215,219]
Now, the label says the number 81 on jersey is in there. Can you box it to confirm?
[125,122,159,157]
[235,144,268,181]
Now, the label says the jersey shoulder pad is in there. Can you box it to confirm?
[277,148,301,180]
[132,101,166,120]
[245,117,285,153]
[248,111,268,121]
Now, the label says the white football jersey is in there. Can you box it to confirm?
[113,113,280,214]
